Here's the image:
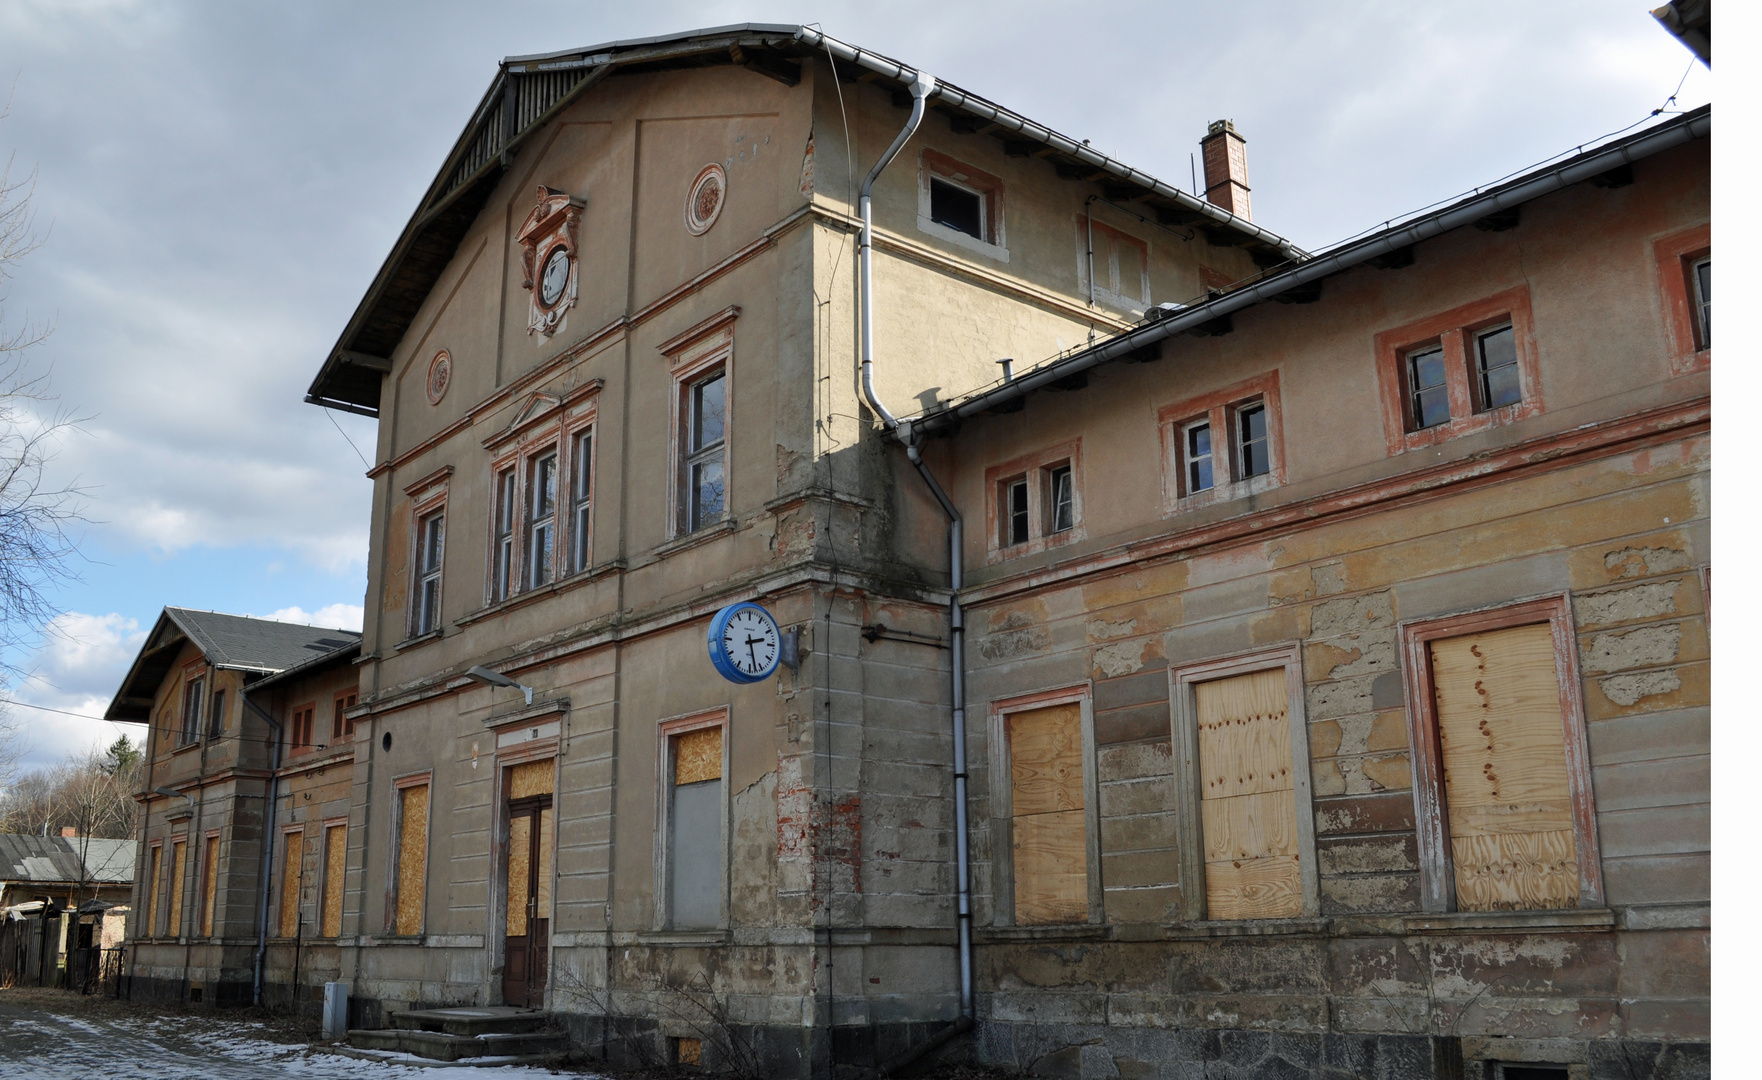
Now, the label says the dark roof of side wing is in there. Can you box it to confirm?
[103,608,360,723]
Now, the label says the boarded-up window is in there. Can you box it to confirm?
[279,831,302,937]
[1008,702,1087,925]
[669,726,722,928]
[146,844,163,937]
[395,785,428,935]
[1195,669,1301,920]
[200,834,220,937]
[1429,624,1577,911]
[321,824,346,937]
[168,838,188,937]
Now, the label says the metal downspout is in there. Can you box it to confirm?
[847,63,977,1023]
[244,693,283,1007]
[858,70,934,430]
[905,443,972,1020]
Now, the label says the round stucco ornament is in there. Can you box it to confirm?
[426,350,452,405]
[685,163,727,236]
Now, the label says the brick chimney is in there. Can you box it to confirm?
[1200,119,1251,221]
[61,826,77,837]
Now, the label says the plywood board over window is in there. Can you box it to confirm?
[200,833,220,937]
[168,837,188,938]
[394,784,429,935]
[321,822,346,938]
[146,842,163,938]
[1401,595,1602,914]
[278,830,303,938]
[989,687,1100,927]
[1171,645,1318,923]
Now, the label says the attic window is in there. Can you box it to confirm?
[930,178,984,240]
[919,150,1005,256]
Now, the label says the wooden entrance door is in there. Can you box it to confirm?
[502,795,553,1006]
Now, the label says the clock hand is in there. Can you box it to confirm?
[745,639,758,668]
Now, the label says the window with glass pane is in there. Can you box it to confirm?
[180,676,205,745]
[492,470,515,601]
[1047,464,1074,533]
[1406,345,1450,429]
[209,688,225,738]
[684,371,726,532]
[1692,257,1710,348]
[1004,478,1029,545]
[1475,325,1521,410]
[526,451,557,589]
[1184,421,1214,494]
[1237,403,1270,478]
[930,177,984,240]
[571,430,592,573]
[416,511,444,635]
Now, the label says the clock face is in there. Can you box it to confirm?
[715,604,780,681]
[540,247,570,307]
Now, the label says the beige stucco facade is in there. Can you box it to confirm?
[128,26,1710,1080]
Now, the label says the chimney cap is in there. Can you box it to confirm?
[1206,119,1240,138]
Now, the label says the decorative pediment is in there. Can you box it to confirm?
[516,186,585,338]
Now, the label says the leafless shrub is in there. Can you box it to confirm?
[0,96,85,702]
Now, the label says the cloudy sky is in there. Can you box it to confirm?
[0,1,1709,772]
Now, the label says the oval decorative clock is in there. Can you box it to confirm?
[707,601,781,684]
[539,246,571,307]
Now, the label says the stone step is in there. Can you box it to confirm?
[346,1026,570,1063]
[387,1006,549,1036]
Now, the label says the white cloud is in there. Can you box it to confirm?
[257,604,364,632]
[3,612,147,774]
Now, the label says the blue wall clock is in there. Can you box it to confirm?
[707,601,782,684]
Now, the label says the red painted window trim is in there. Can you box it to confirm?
[1373,286,1542,457]
[1653,222,1710,375]
[1397,593,1604,914]
[983,439,1084,563]
[1157,371,1285,511]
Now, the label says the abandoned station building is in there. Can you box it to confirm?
[124,24,1709,1080]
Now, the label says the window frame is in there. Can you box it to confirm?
[1159,372,1286,509]
[663,312,738,541]
[384,772,431,936]
[984,440,1083,563]
[178,671,206,747]
[569,423,595,574]
[1398,594,1603,914]
[1653,223,1711,375]
[1045,462,1075,535]
[208,686,226,740]
[491,465,517,602]
[411,498,446,638]
[290,702,316,755]
[917,149,1007,260]
[681,368,728,534]
[986,684,1101,927]
[331,690,358,745]
[1373,287,1541,456]
[524,447,560,591]
[653,709,730,931]
[1168,643,1319,923]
